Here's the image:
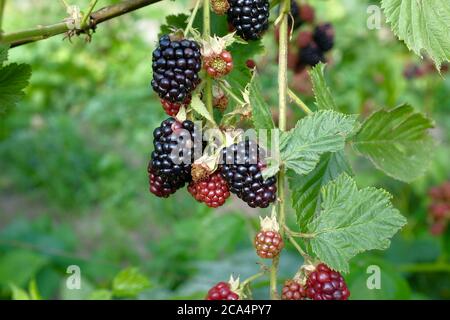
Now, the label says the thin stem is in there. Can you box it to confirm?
[288,88,313,115]
[269,0,290,301]
[241,272,265,287]
[0,0,6,33]
[81,0,99,29]
[286,232,310,259]
[203,0,213,116]
[184,0,201,36]
[284,225,315,239]
[1,0,163,48]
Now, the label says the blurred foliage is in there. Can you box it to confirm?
[0,0,449,300]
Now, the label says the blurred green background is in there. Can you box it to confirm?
[0,0,449,300]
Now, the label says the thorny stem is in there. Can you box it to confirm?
[1,0,163,48]
[203,0,214,116]
[81,0,99,29]
[270,0,290,300]
[288,88,313,115]
[184,0,201,36]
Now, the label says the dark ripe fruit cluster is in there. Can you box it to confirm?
[160,96,191,117]
[220,140,277,208]
[151,36,202,103]
[298,42,325,68]
[148,163,185,198]
[227,0,270,41]
[255,230,284,258]
[188,172,231,208]
[306,263,350,300]
[204,50,234,78]
[206,282,239,300]
[281,280,306,300]
[313,23,335,52]
[150,117,201,184]
[427,181,450,236]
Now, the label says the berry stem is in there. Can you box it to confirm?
[81,0,99,29]
[284,225,315,238]
[288,88,313,115]
[241,271,266,287]
[184,0,202,36]
[270,0,290,300]
[203,0,214,116]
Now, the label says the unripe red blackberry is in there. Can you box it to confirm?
[299,4,315,24]
[148,164,185,198]
[297,31,313,48]
[150,117,202,183]
[281,279,306,300]
[429,203,450,219]
[211,0,230,15]
[160,96,191,117]
[188,172,231,208]
[255,216,284,259]
[206,281,239,300]
[313,23,335,52]
[151,35,202,103]
[246,59,256,69]
[298,42,325,67]
[204,50,233,78]
[220,140,277,208]
[227,0,270,41]
[306,263,350,300]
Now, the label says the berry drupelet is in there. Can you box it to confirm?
[151,35,202,103]
[306,263,350,300]
[188,172,231,208]
[227,0,270,41]
[160,96,191,117]
[150,117,202,184]
[220,140,277,208]
[206,282,239,300]
[281,279,307,300]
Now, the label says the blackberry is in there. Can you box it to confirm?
[148,164,185,198]
[313,23,335,52]
[188,172,231,208]
[150,117,202,183]
[298,42,325,67]
[151,35,202,103]
[227,0,270,41]
[306,263,350,300]
[282,279,306,300]
[220,140,277,208]
[206,282,239,300]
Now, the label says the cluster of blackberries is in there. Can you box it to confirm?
[151,36,202,103]
[428,182,450,236]
[148,117,201,196]
[282,263,350,300]
[227,0,270,41]
[220,140,277,208]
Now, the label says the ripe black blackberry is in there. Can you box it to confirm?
[150,117,202,184]
[227,0,270,41]
[151,35,202,103]
[298,42,325,67]
[313,23,335,52]
[220,140,277,208]
[148,163,185,198]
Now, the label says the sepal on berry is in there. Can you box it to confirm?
[211,0,230,15]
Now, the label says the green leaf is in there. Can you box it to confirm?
[191,94,216,125]
[249,73,275,130]
[307,174,407,273]
[112,267,151,298]
[281,111,357,176]
[28,279,42,300]
[0,63,32,114]
[0,44,9,66]
[0,250,48,287]
[309,63,337,110]
[288,151,353,231]
[382,0,450,69]
[159,14,189,36]
[352,104,434,182]
[10,284,30,300]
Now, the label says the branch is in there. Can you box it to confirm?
[0,0,163,48]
